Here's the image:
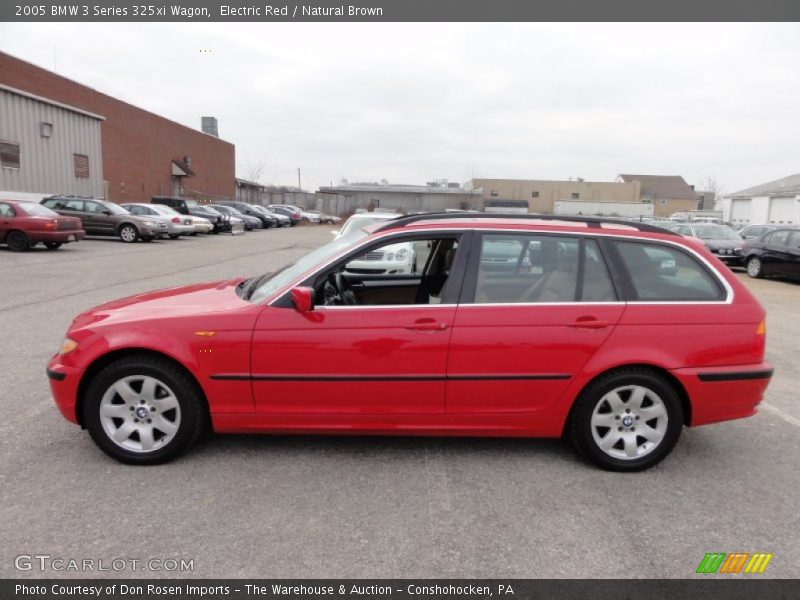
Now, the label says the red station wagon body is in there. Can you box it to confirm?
[46,215,772,468]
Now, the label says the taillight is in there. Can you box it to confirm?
[172,217,180,223]
[44,219,58,231]
[292,213,300,218]
[751,319,766,358]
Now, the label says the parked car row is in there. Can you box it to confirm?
[1,194,340,251]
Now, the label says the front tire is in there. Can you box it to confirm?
[118,224,139,243]
[746,257,765,279]
[568,368,683,472]
[83,355,207,465]
[6,231,30,252]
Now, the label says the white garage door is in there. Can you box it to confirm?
[729,199,751,227]
[768,196,798,225]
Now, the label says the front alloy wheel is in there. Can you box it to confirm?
[568,368,682,471]
[119,225,138,243]
[84,355,206,464]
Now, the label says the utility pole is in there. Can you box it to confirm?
[297,168,301,191]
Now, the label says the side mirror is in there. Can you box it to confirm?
[102,209,112,215]
[291,286,315,312]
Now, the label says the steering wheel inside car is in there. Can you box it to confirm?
[323,271,359,305]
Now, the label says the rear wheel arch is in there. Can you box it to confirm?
[564,363,692,435]
[76,348,211,429]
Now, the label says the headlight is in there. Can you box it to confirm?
[394,248,409,261]
[59,337,78,355]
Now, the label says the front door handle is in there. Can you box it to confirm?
[405,318,448,332]
[568,317,611,329]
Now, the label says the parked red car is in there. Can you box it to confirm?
[0,199,84,251]
[47,214,772,470]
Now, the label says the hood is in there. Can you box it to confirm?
[702,239,742,250]
[70,278,250,330]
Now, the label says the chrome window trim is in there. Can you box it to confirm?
[265,227,734,307]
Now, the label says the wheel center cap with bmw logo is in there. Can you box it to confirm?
[136,406,150,419]
[622,415,634,427]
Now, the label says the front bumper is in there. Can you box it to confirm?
[47,358,85,425]
[671,363,773,426]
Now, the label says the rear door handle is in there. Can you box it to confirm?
[405,318,448,332]
[568,317,611,329]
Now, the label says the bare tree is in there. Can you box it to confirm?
[238,158,267,184]
[697,176,726,210]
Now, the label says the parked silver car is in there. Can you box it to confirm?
[121,203,195,238]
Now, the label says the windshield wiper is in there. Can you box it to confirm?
[242,272,273,300]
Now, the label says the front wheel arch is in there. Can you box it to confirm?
[76,348,211,431]
[563,363,691,437]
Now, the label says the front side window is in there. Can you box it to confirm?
[317,236,461,306]
[614,241,724,301]
[473,234,615,303]
[788,231,800,249]
[765,230,789,246]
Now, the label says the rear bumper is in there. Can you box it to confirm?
[46,358,84,425]
[29,230,85,244]
[672,363,773,426]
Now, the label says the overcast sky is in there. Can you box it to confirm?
[1,23,798,194]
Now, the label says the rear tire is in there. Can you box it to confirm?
[6,231,30,252]
[44,242,62,250]
[169,234,180,240]
[568,368,683,472]
[83,355,207,465]
[118,224,139,243]
[746,257,765,279]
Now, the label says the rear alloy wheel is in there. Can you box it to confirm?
[746,257,765,279]
[6,231,30,252]
[569,369,683,472]
[118,224,139,243]
[44,242,62,250]
[84,355,206,465]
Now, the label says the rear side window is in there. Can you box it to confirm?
[614,241,724,301]
[473,234,616,303]
[0,203,14,217]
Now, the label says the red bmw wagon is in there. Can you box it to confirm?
[47,214,773,470]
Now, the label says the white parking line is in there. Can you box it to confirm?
[761,402,800,428]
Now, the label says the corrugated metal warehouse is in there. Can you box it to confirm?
[0,84,104,198]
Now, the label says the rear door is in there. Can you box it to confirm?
[446,232,624,414]
[786,231,800,277]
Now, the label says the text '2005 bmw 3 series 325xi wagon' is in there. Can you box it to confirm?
[47,214,773,471]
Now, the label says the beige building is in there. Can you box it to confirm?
[316,181,481,216]
[617,174,698,217]
[467,178,642,214]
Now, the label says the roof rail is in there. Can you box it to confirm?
[374,212,680,235]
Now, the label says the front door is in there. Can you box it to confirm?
[447,232,624,414]
[83,200,115,235]
[251,233,467,415]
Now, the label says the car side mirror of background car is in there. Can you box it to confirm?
[291,286,315,312]
[102,209,112,215]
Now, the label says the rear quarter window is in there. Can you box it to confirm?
[614,241,725,302]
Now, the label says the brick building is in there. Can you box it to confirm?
[0,51,235,203]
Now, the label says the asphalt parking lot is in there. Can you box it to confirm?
[1,228,798,579]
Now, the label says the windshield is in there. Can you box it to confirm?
[340,215,398,236]
[694,225,741,240]
[104,202,130,215]
[248,230,370,303]
[21,203,59,217]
